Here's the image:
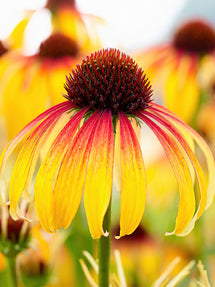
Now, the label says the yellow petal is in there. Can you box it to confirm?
[165,55,199,123]
[146,104,214,235]
[84,110,114,239]
[45,59,77,105]
[3,61,49,139]
[48,111,101,232]
[34,109,86,232]
[53,8,90,50]
[139,112,195,234]
[10,111,70,220]
[118,112,147,238]
[8,14,32,50]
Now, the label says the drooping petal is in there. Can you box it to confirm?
[138,103,214,235]
[0,102,72,204]
[118,112,147,238]
[146,111,206,235]
[34,107,88,232]
[36,111,101,233]
[148,105,208,215]
[138,112,195,235]
[165,54,199,123]
[84,109,114,239]
[151,103,215,209]
[9,104,72,220]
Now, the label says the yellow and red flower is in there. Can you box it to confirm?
[134,19,215,124]
[0,48,214,240]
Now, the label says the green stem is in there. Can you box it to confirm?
[98,200,112,287]
[6,256,17,287]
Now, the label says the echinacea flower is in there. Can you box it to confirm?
[0,32,85,139]
[134,19,215,124]
[0,48,214,240]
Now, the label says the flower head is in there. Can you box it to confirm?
[64,49,152,113]
[134,19,215,123]
[0,48,214,240]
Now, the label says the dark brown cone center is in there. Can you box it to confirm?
[64,48,153,114]
[0,41,8,57]
[0,216,28,243]
[46,0,76,9]
[173,20,215,53]
[38,33,79,58]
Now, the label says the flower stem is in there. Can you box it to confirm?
[6,256,17,287]
[98,200,112,287]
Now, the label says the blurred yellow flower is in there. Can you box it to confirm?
[134,19,215,124]
[0,49,214,241]
[1,32,85,139]
[197,102,215,141]
[112,225,192,286]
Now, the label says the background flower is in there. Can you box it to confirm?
[134,19,215,125]
[7,0,108,54]
[0,32,84,139]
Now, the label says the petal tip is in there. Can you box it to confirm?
[115,235,121,240]
[103,230,109,237]
[165,230,175,236]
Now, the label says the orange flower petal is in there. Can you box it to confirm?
[34,108,88,232]
[40,111,101,233]
[9,104,72,220]
[140,103,215,235]
[0,102,71,205]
